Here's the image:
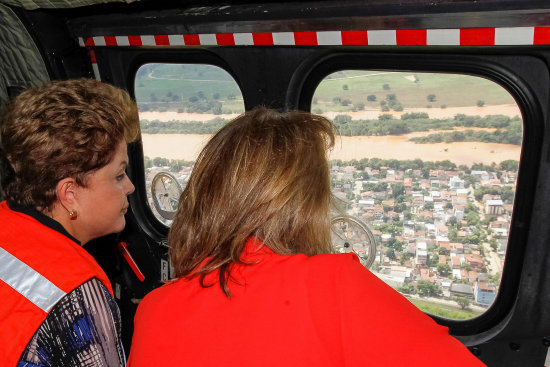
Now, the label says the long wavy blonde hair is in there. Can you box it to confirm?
[168,107,336,297]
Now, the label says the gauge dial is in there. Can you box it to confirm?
[331,215,377,269]
[151,172,183,220]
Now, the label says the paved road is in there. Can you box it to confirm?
[408,294,487,313]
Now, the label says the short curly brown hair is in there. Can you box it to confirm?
[0,78,140,209]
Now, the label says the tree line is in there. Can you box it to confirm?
[146,156,518,174]
[409,126,522,145]
[332,113,522,145]
[140,113,521,145]
[140,118,227,134]
[331,157,519,173]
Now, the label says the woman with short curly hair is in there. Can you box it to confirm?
[0,78,139,366]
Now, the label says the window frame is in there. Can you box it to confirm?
[107,48,247,238]
[291,49,545,336]
[132,61,246,229]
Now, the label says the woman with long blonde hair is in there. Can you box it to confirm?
[128,107,485,367]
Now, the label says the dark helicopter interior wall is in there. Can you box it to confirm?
[0,3,50,202]
[0,4,48,108]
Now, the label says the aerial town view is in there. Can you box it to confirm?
[136,64,522,321]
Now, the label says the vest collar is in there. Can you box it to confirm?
[6,201,81,245]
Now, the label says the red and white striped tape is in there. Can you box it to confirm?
[80,27,550,48]
[82,27,550,80]
[85,48,101,80]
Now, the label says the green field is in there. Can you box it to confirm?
[134,65,516,115]
[407,297,483,320]
[135,64,243,102]
[312,70,515,111]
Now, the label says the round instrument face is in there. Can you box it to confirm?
[331,215,377,268]
[151,172,183,220]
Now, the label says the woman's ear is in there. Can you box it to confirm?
[55,177,78,213]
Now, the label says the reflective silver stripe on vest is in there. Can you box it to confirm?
[0,247,66,312]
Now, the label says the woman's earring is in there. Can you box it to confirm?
[69,210,78,220]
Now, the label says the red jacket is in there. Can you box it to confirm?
[129,238,485,366]
[0,201,113,366]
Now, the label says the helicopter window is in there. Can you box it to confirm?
[314,70,522,320]
[135,63,245,225]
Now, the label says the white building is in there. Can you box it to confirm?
[449,176,465,190]
[358,199,375,206]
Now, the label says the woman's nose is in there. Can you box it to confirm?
[126,176,135,195]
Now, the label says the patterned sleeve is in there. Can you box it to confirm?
[18,278,125,367]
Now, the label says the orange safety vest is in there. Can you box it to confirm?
[0,201,113,366]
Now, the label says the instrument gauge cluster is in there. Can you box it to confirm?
[151,172,183,221]
[331,215,377,269]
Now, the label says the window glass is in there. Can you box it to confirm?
[135,63,245,225]
[314,70,522,320]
